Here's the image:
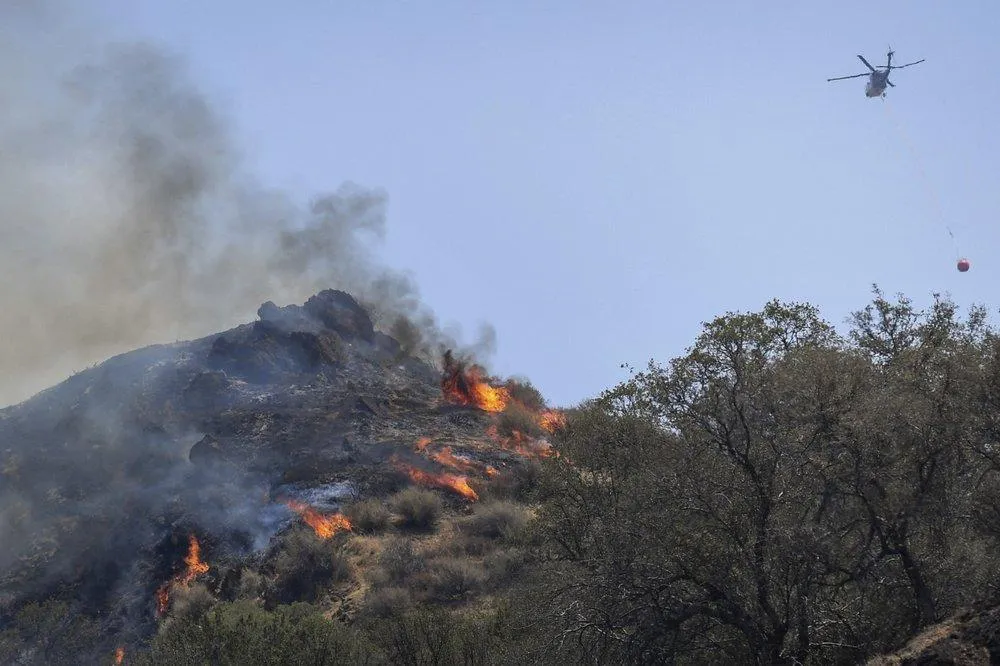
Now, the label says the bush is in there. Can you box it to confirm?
[482,460,543,503]
[0,599,101,666]
[270,527,353,604]
[166,582,216,625]
[391,488,442,531]
[420,558,488,603]
[458,501,530,541]
[360,586,413,620]
[234,569,265,601]
[503,378,547,411]
[497,402,544,439]
[482,548,528,590]
[346,498,391,535]
[136,601,377,665]
[374,537,426,587]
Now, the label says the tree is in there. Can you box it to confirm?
[526,289,1000,663]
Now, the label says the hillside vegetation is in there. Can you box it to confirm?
[5,286,1000,664]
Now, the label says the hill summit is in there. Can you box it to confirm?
[0,289,563,662]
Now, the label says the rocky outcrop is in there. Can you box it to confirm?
[868,607,1000,665]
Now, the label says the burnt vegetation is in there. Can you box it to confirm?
[7,286,1000,664]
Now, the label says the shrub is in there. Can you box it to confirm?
[503,378,547,411]
[482,548,528,590]
[167,582,216,625]
[136,601,377,665]
[458,501,530,541]
[360,586,413,620]
[270,527,352,604]
[373,606,520,666]
[420,558,488,603]
[234,568,266,601]
[391,488,442,531]
[497,402,544,439]
[346,498,391,535]
[482,460,543,503]
[374,537,426,587]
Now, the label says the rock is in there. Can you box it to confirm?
[189,434,228,466]
[303,290,375,342]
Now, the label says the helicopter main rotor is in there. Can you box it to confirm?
[826,50,924,83]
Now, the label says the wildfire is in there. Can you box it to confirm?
[282,499,352,539]
[428,446,484,475]
[441,350,509,412]
[115,647,125,665]
[155,534,209,616]
[392,456,479,501]
[415,436,432,451]
[486,424,558,459]
[539,409,567,433]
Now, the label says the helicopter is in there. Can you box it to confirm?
[827,49,925,98]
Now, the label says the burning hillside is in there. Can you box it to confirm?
[0,289,564,663]
[441,350,511,412]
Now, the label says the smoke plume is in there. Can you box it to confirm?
[0,3,491,408]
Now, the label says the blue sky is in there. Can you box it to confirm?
[90,1,1000,407]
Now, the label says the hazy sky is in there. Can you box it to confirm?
[87,1,1000,407]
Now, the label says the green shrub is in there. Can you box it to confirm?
[374,537,426,587]
[391,488,442,531]
[270,527,352,604]
[497,402,544,439]
[136,601,377,665]
[458,501,530,541]
[346,498,391,534]
[360,586,413,620]
[503,379,547,411]
[419,557,488,603]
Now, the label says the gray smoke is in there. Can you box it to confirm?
[0,3,494,409]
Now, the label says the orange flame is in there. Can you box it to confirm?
[428,446,482,475]
[415,437,432,452]
[282,499,352,539]
[441,350,509,412]
[539,409,567,433]
[115,647,125,665]
[485,425,557,459]
[155,534,209,616]
[392,456,479,500]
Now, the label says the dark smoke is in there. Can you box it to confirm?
[0,3,494,409]
[0,3,500,659]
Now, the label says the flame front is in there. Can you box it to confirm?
[441,350,509,412]
[486,424,557,459]
[539,409,567,433]
[392,456,479,501]
[428,446,482,475]
[283,499,352,539]
[156,534,209,616]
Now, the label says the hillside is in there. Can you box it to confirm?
[0,289,562,664]
[7,287,1000,665]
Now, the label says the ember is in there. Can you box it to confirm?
[441,350,509,412]
[282,498,352,539]
[155,534,209,616]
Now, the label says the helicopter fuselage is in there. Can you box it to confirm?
[865,70,889,97]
